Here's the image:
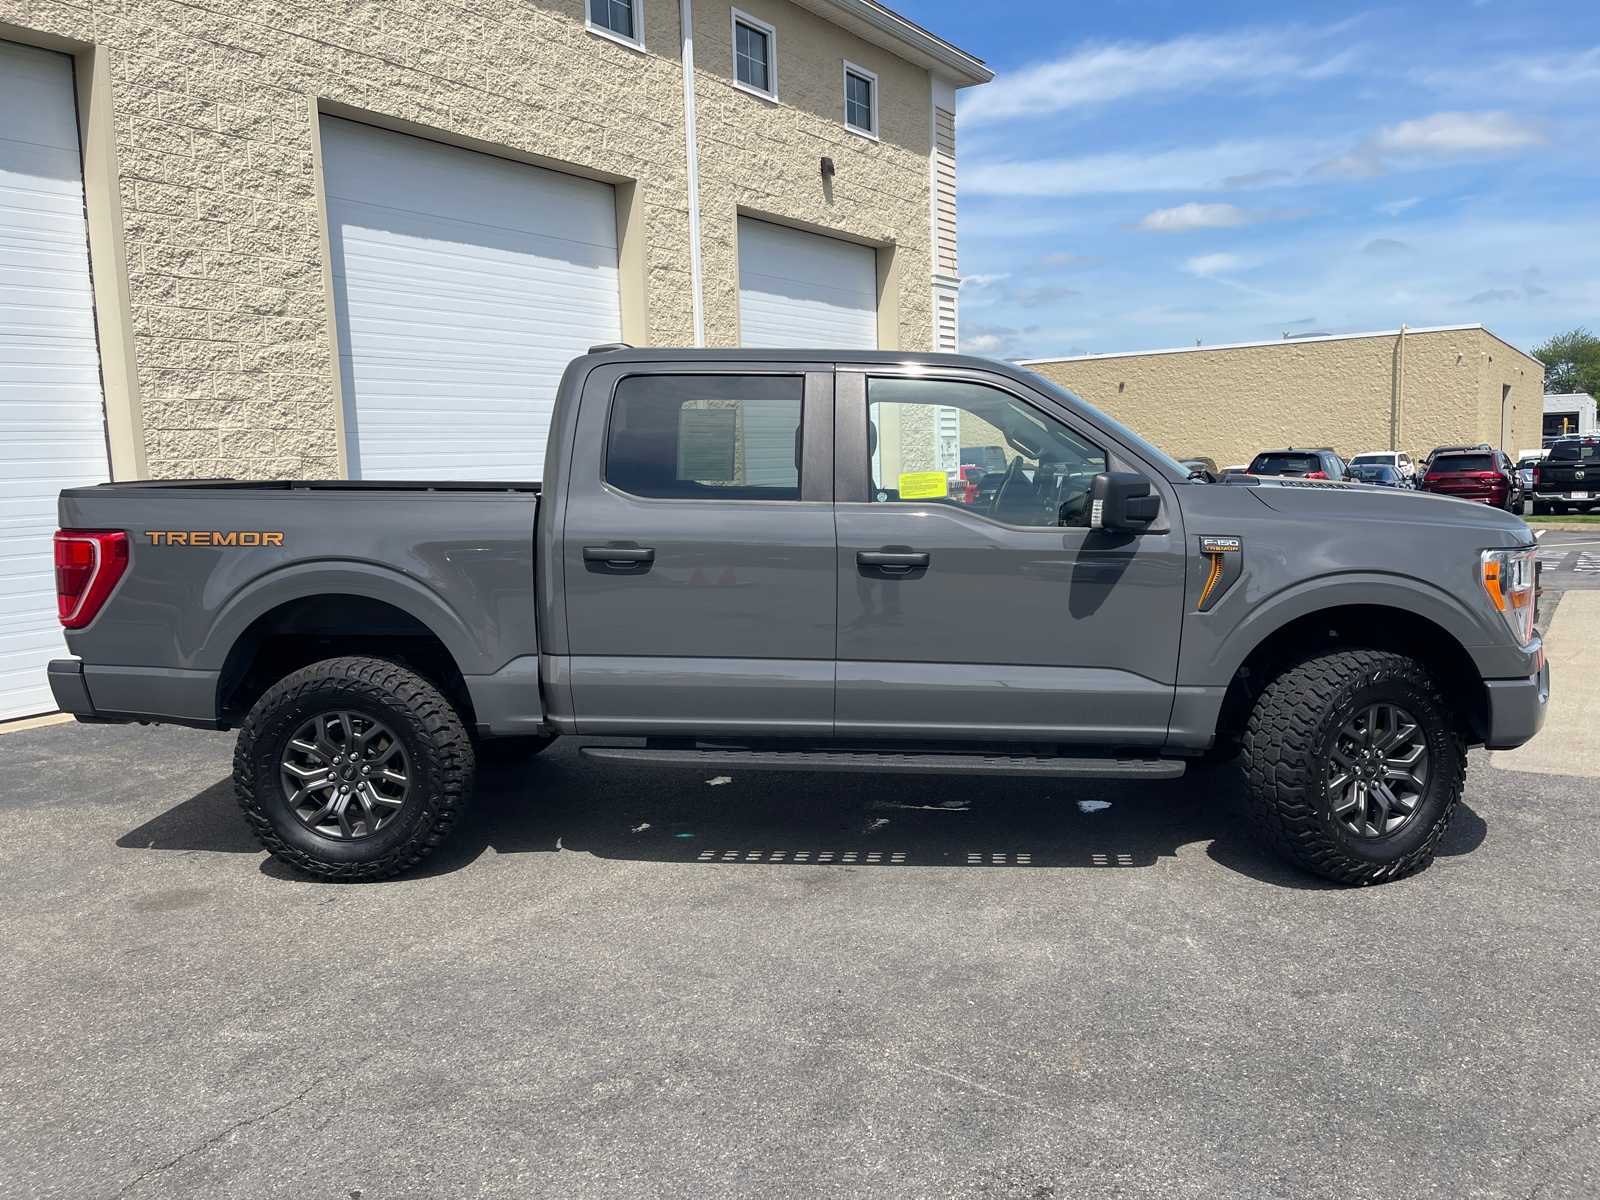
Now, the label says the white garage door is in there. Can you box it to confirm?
[737,217,878,350]
[0,41,109,721]
[321,118,622,481]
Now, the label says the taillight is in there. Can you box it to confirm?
[54,530,129,629]
[1305,471,1329,479]
[1533,467,1541,486]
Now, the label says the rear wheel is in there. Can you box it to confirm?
[1534,502,1551,515]
[235,656,474,881]
[1239,649,1464,885]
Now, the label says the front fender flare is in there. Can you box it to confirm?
[1189,572,1512,686]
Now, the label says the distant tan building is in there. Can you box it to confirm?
[1021,324,1543,471]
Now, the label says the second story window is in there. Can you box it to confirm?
[733,11,776,98]
[588,0,640,47]
[844,64,877,137]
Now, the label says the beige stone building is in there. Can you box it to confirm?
[0,0,986,718]
[1021,325,1544,472]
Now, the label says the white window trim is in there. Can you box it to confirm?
[586,0,646,52]
[843,61,879,141]
[731,9,778,102]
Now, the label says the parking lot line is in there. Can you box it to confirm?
[1492,590,1600,778]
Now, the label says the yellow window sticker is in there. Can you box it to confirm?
[897,471,949,499]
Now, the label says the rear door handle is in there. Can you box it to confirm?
[583,546,655,565]
[857,550,929,571]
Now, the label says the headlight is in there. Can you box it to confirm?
[1480,547,1538,646]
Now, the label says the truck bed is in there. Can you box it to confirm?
[56,479,544,734]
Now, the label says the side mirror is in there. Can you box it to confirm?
[1090,472,1160,532]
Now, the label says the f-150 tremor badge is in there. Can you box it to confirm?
[145,531,283,546]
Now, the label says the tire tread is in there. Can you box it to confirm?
[233,656,473,882]
[1239,648,1465,885]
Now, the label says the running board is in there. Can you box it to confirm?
[578,747,1185,779]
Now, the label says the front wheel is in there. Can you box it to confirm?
[234,656,475,881]
[1239,649,1465,885]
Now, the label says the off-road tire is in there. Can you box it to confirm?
[471,733,558,766]
[1533,502,1550,516]
[235,656,474,881]
[1239,649,1465,885]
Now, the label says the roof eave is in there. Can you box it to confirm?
[786,0,992,86]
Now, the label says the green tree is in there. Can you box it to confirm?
[1532,327,1600,397]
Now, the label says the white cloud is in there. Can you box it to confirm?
[959,272,1009,290]
[964,140,1302,197]
[1223,169,1293,190]
[1122,202,1314,234]
[1185,253,1242,276]
[958,29,1335,127]
[1413,46,1600,98]
[1312,111,1550,178]
[1376,197,1422,216]
[1035,252,1111,269]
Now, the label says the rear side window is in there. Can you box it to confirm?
[1434,454,1494,473]
[606,375,803,500]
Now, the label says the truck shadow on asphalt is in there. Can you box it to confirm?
[118,742,1490,890]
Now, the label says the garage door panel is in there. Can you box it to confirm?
[0,40,109,720]
[737,216,877,350]
[322,117,621,481]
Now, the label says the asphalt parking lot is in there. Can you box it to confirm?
[3,693,1599,1198]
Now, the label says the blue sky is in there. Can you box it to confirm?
[891,0,1600,362]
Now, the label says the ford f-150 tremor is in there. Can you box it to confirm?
[49,349,1546,885]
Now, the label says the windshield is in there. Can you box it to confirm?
[1017,368,1190,480]
[1432,454,1494,473]
[1350,454,1393,466]
[1249,453,1320,475]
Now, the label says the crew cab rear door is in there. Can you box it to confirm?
[831,366,1185,746]
[559,364,837,736]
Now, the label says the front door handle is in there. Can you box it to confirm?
[857,550,929,572]
[583,546,655,566]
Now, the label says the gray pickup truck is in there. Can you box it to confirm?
[50,350,1546,886]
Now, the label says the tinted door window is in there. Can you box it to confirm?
[606,374,803,500]
[865,377,1106,527]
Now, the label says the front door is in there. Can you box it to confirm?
[833,371,1185,745]
[562,369,837,736]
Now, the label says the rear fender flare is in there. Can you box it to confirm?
[202,563,494,682]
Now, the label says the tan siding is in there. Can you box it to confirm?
[936,290,957,352]
[934,106,956,276]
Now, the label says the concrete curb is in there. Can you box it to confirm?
[0,713,73,735]
[1491,590,1599,778]
[1525,522,1600,533]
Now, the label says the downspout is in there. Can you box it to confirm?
[679,0,706,347]
[1390,323,1409,451]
